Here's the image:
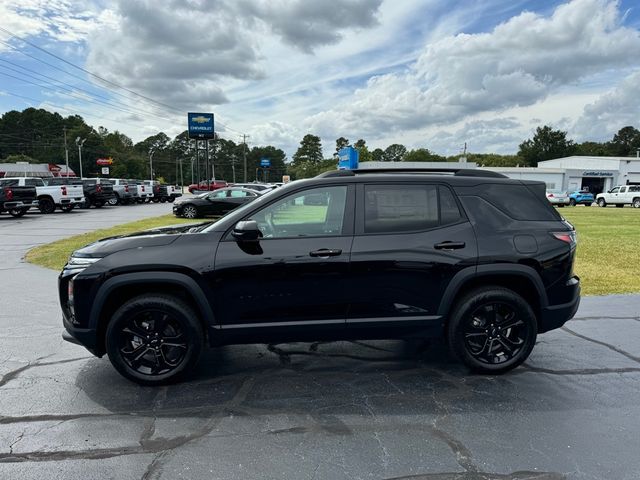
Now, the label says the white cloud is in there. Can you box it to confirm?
[573,70,640,140]
[307,0,640,142]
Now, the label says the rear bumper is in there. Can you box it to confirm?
[539,276,581,333]
[3,200,39,209]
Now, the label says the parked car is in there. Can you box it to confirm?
[106,179,135,205]
[546,190,569,207]
[187,180,228,194]
[173,187,262,218]
[4,176,84,213]
[596,185,640,208]
[0,179,38,217]
[230,182,275,192]
[48,178,116,208]
[567,190,594,206]
[60,167,580,385]
[143,180,182,203]
[125,179,154,203]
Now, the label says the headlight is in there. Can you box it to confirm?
[65,256,101,272]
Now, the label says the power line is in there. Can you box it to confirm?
[0,58,174,120]
[0,26,183,114]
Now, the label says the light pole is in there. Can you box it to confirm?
[75,137,86,178]
[149,147,156,180]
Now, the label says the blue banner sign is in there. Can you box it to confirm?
[188,112,215,139]
[338,146,359,170]
[260,157,271,168]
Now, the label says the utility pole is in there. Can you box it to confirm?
[63,127,69,177]
[75,137,86,178]
[149,146,155,180]
[241,134,249,182]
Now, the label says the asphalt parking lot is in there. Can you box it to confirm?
[1,206,639,480]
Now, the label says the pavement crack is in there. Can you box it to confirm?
[561,326,640,364]
[520,364,640,375]
[0,356,89,388]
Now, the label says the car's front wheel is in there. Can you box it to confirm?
[597,198,606,207]
[106,295,204,385]
[447,287,537,374]
[181,204,199,218]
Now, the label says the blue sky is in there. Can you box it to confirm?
[1,0,640,158]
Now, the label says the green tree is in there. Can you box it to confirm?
[609,126,640,157]
[404,148,445,162]
[574,141,612,157]
[292,134,323,164]
[371,148,385,162]
[383,144,407,162]
[518,126,576,166]
[335,137,350,153]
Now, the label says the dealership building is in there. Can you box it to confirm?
[486,156,640,194]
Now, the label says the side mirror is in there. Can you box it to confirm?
[232,220,262,242]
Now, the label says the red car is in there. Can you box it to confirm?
[187,180,228,194]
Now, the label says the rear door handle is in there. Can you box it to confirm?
[309,248,342,257]
[434,241,466,250]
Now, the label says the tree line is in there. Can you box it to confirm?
[2,108,640,182]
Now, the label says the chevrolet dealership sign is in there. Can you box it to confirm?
[188,113,215,139]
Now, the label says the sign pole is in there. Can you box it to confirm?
[205,140,210,183]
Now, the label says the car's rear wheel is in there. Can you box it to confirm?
[108,195,120,206]
[632,198,640,208]
[569,198,576,206]
[597,198,606,207]
[38,197,55,214]
[106,295,203,385]
[181,204,199,218]
[447,287,537,374]
[8,208,28,218]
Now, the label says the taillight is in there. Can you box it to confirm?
[125,185,129,193]
[61,186,67,196]
[141,186,145,192]
[547,193,554,198]
[96,184,102,193]
[4,187,13,201]
[551,231,577,246]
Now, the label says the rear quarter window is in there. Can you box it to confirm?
[475,183,560,221]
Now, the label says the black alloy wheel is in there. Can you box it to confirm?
[38,197,55,214]
[106,295,203,385]
[448,287,537,374]
[8,208,27,218]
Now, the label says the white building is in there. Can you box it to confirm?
[486,156,640,194]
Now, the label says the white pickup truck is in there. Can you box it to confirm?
[3,177,85,213]
[596,185,640,208]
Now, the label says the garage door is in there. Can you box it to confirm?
[628,172,640,183]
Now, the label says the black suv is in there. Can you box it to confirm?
[59,168,580,385]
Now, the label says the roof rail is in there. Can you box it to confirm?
[318,168,507,179]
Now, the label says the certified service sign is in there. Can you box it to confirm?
[188,113,215,139]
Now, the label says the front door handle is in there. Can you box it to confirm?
[434,241,466,250]
[309,248,342,257]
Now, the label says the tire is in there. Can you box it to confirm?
[632,198,640,209]
[105,295,204,385]
[8,208,27,218]
[447,287,537,374]
[597,198,606,207]
[181,204,199,219]
[569,198,576,206]
[152,198,160,203]
[60,204,74,213]
[137,199,145,204]
[108,195,120,206]
[38,197,55,214]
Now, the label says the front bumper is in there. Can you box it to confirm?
[539,275,581,333]
[62,317,101,356]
